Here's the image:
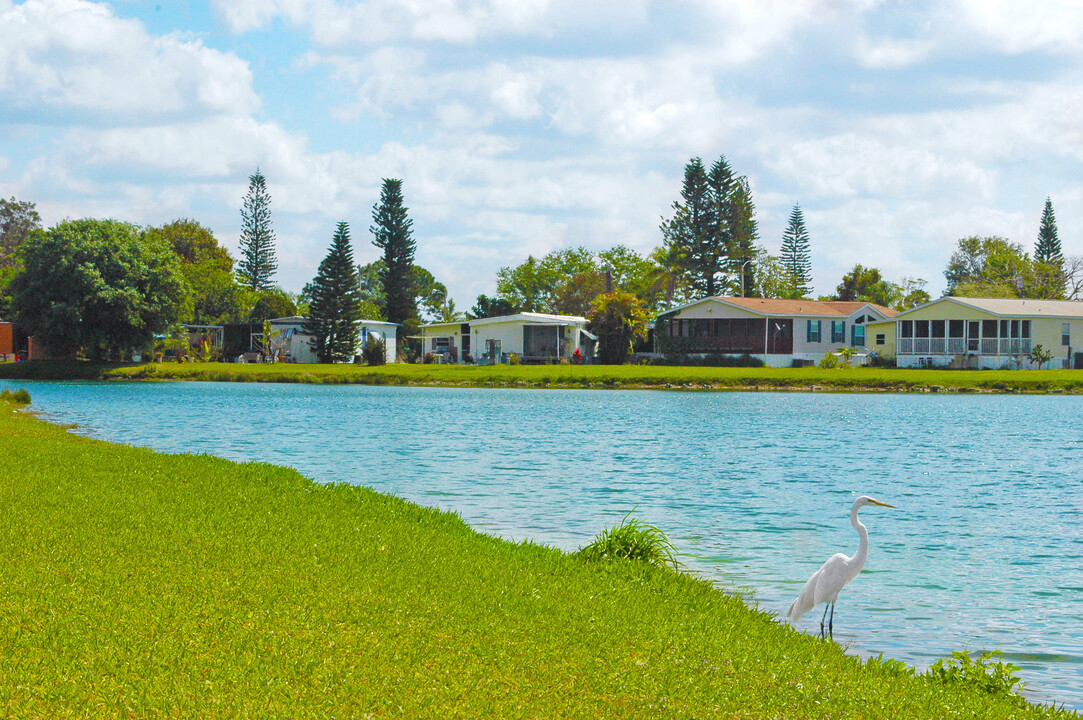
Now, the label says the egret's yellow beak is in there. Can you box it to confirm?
[869,499,897,508]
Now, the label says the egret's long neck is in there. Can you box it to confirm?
[850,504,869,574]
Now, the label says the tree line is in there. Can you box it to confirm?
[0,171,435,362]
[0,155,1077,364]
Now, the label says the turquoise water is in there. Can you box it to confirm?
[10,381,1083,709]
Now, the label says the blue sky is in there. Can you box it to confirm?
[2,0,1083,310]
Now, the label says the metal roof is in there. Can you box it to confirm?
[658,296,897,319]
[891,297,1083,319]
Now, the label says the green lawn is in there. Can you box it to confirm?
[0,400,1072,717]
[5,359,1083,393]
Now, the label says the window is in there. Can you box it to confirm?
[807,320,821,343]
[949,320,965,338]
[831,321,845,343]
[931,320,945,338]
[982,319,998,338]
[432,336,451,350]
[851,324,866,346]
[900,320,913,338]
[1021,320,1030,339]
[876,333,886,346]
[915,320,929,338]
[1063,323,1071,346]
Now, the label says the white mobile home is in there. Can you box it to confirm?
[420,312,595,363]
[270,317,399,363]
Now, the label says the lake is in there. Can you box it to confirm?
[10,380,1083,709]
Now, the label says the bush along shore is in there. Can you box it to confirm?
[0,394,1074,717]
[6,359,1083,393]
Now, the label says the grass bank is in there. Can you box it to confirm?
[0,400,1072,717]
[5,359,1083,393]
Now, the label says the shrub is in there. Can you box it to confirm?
[577,508,680,571]
[509,352,520,365]
[925,651,1024,700]
[819,352,840,369]
[422,352,434,365]
[0,388,31,405]
[648,353,764,368]
[361,336,387,366]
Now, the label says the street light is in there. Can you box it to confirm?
[737,258,753,297]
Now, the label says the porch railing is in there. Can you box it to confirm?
[897,335,1032,355]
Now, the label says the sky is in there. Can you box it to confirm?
[2,0,1083,309]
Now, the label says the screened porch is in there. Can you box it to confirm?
[897,318,1032,356]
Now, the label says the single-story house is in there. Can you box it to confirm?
[421,312,595,363]
[866,297,1083,369]
[270,317,399,363]
[655,297,897,367]
[419,321,471,362]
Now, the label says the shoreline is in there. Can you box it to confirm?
[3,359,1083,394]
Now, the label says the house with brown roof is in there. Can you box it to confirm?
[655,297,898,367]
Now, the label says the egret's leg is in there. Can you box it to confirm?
[828,603,835,639]
[819,604,830,638]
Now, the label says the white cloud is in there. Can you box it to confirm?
[0,0,258,122]
[956,0,1083,54]
[855,36,934,68]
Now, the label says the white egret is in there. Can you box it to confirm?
[787,495,896,639]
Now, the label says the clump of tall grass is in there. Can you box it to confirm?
[0,388,31,405]
[577,508,681,571]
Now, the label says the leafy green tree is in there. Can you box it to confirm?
[780,203,812,297]
[248,287,298,321]
[470,294,517,319]
[496,247,601,315]
[832,265,900,307]
[587,290,648,365]
[0,196,41,270]
[371,178,417,325]
[752,250,802,299]
[646,245,693,311]
[0,196,42,317]
[437,298,466,323]
[897,277,931,309]
[148,219,245,325]
[357,260,386,312]
[413,266,450,321]
[153,218,232,269]
[496,255,546,312]
[944,236,1063,299]
[304,222,362,363]
[11,219,189,359]
[237,168,278,291]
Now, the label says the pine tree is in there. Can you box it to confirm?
[371,179,418,325]
[662,158,721,298]
[303,222,362,363]
[729,177,758,297]
[780,203,812,298]
[1034,197,1066,299]
[237,168,278,291]
[1035,197,1063,264]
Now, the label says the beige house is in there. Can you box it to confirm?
[867,297,1083,369]
[655,297,897,367]
[421,313,594,363]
